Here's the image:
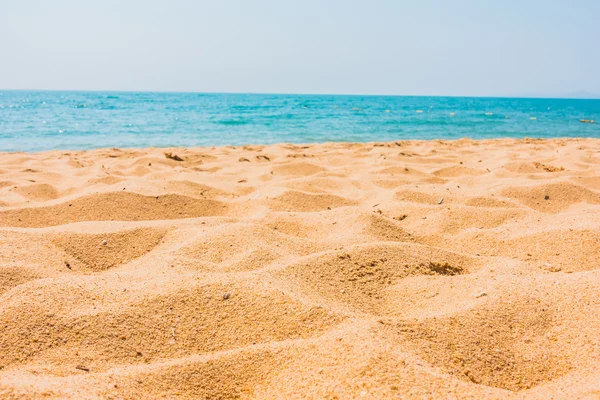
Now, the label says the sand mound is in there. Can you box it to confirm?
[284,177,348,194]
[502,229,600,272]
[423,207,526,234]
[163,180,229,199]
[432,165,486,177]
[263,214,320,239]
[272,162,325,176]
[0,231,76,277]
[269,190,355,212]
[365,214,413,242]
[263,212,374,251]
[376,166,428,177]
[277,243,475,314]
[130,156,180,168]
[504,161,565,174]
[0,192,230,227]
[51,228,166,271]
[0,180,15,188]
[128,165,152,176]
[395,296,572,391]
[502,182,600,213]
[104,348,279,399]
[0,266,40,296]
[395,189,445,205]
[375,166,446,183]
[573,175,600,190]
[464,196,518,208]
[0,281,341,374]
[177,223,313,272]
[10,183,60,201]
[503,161,542,174]
[372,178,411,189]
[87,175,125,185]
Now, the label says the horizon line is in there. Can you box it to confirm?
[1,88,599,101]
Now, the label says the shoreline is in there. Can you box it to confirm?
[1,136,596,156]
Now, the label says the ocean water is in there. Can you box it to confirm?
[1,91,599,152]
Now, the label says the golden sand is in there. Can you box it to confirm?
[1,138,600,399]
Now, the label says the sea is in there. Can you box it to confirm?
[1,91,599,152]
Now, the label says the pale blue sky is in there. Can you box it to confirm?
[1,0,598,96]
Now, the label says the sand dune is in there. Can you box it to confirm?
[1,138,600,399]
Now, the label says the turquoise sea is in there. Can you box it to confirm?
[1,91,599,152]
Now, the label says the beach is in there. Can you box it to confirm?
[1,138,600,398]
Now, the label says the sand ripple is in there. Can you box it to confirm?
[1,139,600,399]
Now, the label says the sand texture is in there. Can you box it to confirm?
[1,138,600,399]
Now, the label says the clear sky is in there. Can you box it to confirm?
[1,0,599,97]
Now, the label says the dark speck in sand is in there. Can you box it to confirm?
[164,152,184,161]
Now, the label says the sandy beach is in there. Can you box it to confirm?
[1,138,600,399]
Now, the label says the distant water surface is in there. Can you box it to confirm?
[0,91,599,152]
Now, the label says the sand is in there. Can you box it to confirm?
[1,138,599,399]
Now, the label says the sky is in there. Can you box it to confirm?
[1,0,599,97]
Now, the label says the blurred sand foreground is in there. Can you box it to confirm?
[1,138,600,399]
